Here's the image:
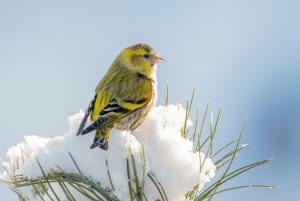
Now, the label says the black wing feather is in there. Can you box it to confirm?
[76,94,97,136]
[81,99,129,135]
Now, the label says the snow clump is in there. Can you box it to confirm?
[1,104,215,201]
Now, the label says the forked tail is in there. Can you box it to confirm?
[90,128,112,151]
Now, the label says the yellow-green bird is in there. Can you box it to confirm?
[77,43,164,150]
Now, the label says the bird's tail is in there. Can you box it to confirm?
[90,127,112,151]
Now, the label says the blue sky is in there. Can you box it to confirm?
[0,0,299,200]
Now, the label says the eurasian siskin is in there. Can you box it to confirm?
[77,43,164,150]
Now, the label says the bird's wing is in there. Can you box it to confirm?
[90,90,113,121]
[76,94,97,136]
[81,98,149,135]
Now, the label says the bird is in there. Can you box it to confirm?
[76,43,164,150]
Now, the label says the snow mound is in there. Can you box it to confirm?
[1,104,215,201]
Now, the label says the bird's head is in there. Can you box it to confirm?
[118,43,164,78]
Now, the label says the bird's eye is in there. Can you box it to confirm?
[143,54,149,59]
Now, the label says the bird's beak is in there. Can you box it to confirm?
[151,56,165,65]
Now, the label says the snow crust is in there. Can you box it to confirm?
[1,104,215,201]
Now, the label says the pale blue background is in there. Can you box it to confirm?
[0,0,299,200]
